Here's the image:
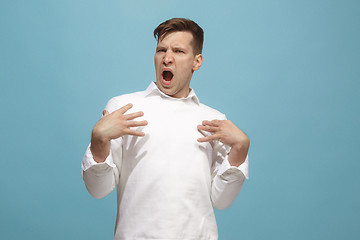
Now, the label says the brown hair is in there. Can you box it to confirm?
[153,18,204,55]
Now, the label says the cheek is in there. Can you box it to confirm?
[154,56,161,66]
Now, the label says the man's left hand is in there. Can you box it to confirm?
[197,120,250,167]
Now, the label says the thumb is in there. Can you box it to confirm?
[102,110,109,116]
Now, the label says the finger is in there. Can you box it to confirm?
[102,110,109,116]
[197,124,218,133]
[126,120,148,128]
[125,129,146,137]
[202,120,222,127]
[117,103,133,114]
[124,111,144,120]
[197,134,219,143]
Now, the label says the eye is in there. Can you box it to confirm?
[157,49,166,53]
[175,49,184,53]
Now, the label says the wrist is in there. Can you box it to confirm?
[91,129,109,144]
[90,135,110,163]
[231,138,250,152]
[228,140,249,167]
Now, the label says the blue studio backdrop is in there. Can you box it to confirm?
[1,0,359,239]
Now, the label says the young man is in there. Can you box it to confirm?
[82,18,249,240]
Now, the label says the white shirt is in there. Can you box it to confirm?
[82,82,249,240]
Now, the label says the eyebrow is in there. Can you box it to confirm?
[156,44,188,52]
[173,46,186,51]
[156,45,166,51]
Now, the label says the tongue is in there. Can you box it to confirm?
[163,71,173,81]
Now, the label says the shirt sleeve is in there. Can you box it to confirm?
[210,116,249,210]
[81,142,122,199]
[81,98,123,199]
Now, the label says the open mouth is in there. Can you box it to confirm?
[162,71,173,81]
[161,70,174,86]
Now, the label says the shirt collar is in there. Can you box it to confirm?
[144,82,200,105]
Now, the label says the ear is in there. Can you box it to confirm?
[192,54,203,71]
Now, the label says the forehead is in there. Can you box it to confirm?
[157,31,194,47]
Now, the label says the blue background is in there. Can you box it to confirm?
[1,0,359,239]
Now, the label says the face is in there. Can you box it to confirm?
[154,31,203,98]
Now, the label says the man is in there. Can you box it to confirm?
[82,18,249,240]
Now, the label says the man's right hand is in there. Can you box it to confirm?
[90,103,148,163]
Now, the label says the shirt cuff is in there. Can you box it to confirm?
[81,144,116,172]
[217,154,249,180]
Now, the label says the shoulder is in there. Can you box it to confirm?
[105,90,146,113]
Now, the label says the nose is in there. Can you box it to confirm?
[163,52,174,65]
